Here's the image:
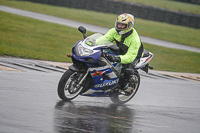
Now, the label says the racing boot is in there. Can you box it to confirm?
[121,68,134,90]
[121,58,139,91]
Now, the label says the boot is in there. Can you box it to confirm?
[121,68,134,90]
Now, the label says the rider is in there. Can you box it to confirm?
[105,13,143,90]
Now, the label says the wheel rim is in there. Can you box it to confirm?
[64,72,83,99]
[118,75,139,102]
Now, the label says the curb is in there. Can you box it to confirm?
[41,60,200,83]
[154,70,200,82]
[0,57,199,83]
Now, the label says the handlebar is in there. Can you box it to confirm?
[101,50,120,78]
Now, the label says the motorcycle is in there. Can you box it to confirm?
[57,26,153,104]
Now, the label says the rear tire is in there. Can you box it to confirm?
[110,71,140,104]
[57,69,84,101]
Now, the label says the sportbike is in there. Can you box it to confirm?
[57,26,153,104]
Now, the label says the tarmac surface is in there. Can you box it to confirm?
[1,5,200,53]
[0,57,200,133]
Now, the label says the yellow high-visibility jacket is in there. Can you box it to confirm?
[104,28,141,64]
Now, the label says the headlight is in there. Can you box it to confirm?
[76,44,93,56]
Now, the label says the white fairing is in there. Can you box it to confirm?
[135,52,153,69]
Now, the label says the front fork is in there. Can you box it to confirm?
[75,69,90,88]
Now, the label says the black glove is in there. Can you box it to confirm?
[107,55,121,62]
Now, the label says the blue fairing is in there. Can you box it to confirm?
[72,41,102,66]
[90,68,118,90]
[71,34,120,97]
[81,65,119,97]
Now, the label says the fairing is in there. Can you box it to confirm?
[70,33,153,97]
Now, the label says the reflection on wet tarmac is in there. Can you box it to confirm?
[54,101,135,133]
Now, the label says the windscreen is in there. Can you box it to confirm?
[84,33,113,47]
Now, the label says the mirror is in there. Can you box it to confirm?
[78,26,86,34]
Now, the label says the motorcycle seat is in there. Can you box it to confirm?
[142,49,150,57]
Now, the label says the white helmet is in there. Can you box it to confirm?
[115,13,134,35]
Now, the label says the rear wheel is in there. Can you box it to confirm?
[57,69,85,101]
[110,71,140,104]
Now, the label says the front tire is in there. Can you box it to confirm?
[57,69,84,101]
[110,71,140,104]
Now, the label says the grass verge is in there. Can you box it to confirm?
[0,11,200,73]
[0,11,92,62]
[0,0,200,48]
[144,43,200,74]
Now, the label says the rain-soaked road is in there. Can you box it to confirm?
[0,57,200,133]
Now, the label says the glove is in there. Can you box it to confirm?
[107,55,121,62]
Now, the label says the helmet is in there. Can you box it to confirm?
[115,13,134,35]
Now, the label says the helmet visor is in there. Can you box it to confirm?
[116,22,127,30]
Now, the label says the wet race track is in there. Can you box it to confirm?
[0,57,200,133]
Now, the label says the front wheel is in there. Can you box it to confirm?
[110,71,140,104]
[57,69,85,101]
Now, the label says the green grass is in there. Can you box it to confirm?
[0,11,200,73]
[0,11,92,62]
[118,0,200,15]
[144,43,200,73]
[0,0,200,48]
